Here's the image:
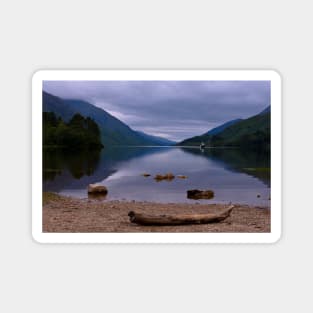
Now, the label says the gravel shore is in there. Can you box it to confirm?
[43,192,270,233]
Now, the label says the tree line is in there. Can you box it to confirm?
[210,128,270,151]
[43,112,103,150]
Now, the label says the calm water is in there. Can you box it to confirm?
[43,146,270,206]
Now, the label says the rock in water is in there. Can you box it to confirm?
[88,184,108,194]
[165,173,175,180]
[154,173,175,181]
[187,189,214,199]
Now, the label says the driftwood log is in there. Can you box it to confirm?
[128,205,234,226]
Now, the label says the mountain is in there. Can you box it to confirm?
[205,118,242,136]
[42,91,175,146]
[258,106,270,115]
[178,106,270,150]
[178,118,242,146]
[135,131,175,146]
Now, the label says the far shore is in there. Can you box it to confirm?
[43,192,270,233]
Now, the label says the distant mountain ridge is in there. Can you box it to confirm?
[258,106,270,115]
[42,91,175,146]
[205,118,243,136]
[135,131,175,146]
[178,106,270,150]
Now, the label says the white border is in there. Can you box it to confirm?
[32,70,282,243]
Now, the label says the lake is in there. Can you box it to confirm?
[43,146,270,206]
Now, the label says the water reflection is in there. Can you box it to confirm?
[43,147,165,192]
[43,146,271,205]
[181,147,270,187]
[43,149,101,181]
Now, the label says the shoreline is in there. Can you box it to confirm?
[43,192,270,233]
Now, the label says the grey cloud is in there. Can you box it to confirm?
[43,80,270,141]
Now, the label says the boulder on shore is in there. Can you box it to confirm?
[88,184,108,194]
[187,189,214,199]
[88,193,107,200]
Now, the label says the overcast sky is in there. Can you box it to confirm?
[43,80,270,141]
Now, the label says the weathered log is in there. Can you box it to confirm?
[128,205,234,226]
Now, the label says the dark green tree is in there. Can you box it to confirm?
[43,112,103,150]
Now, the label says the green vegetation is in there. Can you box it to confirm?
[43,112,103,150]
[179,110,270,151]
[210,112,270,150]
[42,192,64,205]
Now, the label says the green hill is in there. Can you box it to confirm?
[43,91,175,147]
[178,107,270,150]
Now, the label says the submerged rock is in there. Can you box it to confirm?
[154,173,175,181]
[187,189,214,200]
[88,184,108,194]
[177,175,188,179]
[142,173,151,177]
